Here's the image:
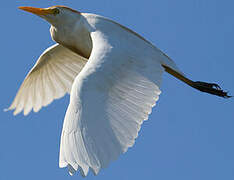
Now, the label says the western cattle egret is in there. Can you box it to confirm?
[7,5,230,176]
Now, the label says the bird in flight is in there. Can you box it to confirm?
[7,5,230,176]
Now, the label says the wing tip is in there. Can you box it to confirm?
[60,162,92,177]
[3,107,19,116]
[4,103,44,116]
[3,108,11,112]
[68,164,77,176]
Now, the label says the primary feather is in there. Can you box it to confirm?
[8,44,87,115]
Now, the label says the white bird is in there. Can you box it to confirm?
[7,5,230,176]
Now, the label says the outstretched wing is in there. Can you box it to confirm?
[8,44,87,115]
[59,17,165,176]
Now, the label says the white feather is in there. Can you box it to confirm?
[8,9,184,177]
[59,14,176,176]
[7,44,87,115]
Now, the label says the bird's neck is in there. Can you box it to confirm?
[50,20,92,59]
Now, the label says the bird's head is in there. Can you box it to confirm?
[18,5,81,27]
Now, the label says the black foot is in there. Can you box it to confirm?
[192,81,232,98]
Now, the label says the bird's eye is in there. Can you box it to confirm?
[53,8,60,15]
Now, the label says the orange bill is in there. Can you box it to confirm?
[18,6,54,15]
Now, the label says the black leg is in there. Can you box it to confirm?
[192,81,231,98]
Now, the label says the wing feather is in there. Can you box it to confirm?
[41,64,55,107]
[59,21,164,176]
[7,44,88,115]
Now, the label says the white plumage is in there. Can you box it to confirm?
[59,16,168,175]
[8,43,87,115]
[58,13,179,175]
[8,5,229,177]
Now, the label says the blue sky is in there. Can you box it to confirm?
[1,0,234,179]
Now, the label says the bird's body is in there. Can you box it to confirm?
[7,5,230,176]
